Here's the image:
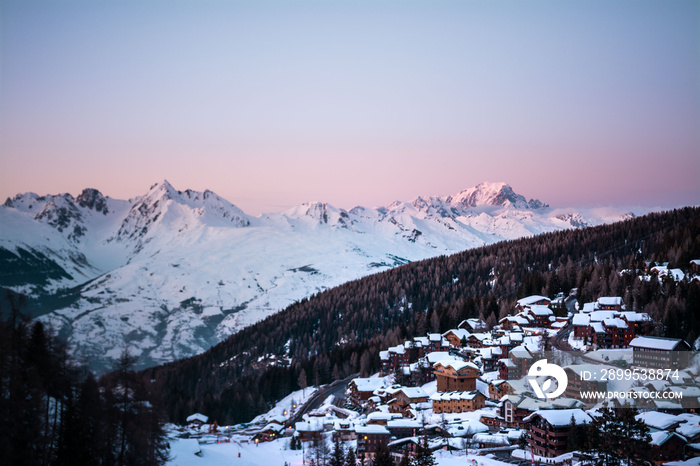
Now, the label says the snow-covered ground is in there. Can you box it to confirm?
[167,435,517,466]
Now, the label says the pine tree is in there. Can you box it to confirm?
[617,405,652,466]
[344,447,357,466]
[330,438,345,466]
[411,436,436,466]
[372,443,393,466]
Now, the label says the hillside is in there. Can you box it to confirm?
[142,207,700,423]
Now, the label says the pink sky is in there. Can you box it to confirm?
[1,0,698,215]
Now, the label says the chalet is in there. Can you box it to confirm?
[386,419,422,439]
[488,379,514,400]
[525,409,592,458]
[500,395,529,428]
[186,413,208,428]
[347,378,386,403]
[499,314,529,331]
[388,387,429,416]
[649,431,688,462]
[498,345,532,380]
[295,420,324,442]
[332,420,356,442]
[459,318,487,332]
[430,390,486,414]
[526,305,555,327]
[691,259,700,274]
[466,333,489,349]
[443,329,471,347]
[629,336,692,369]
[356,425,392,459]
[596,296,623,311]
[255,423,285,442]
[478,346,502,372]
[426,333,449,353]
[366,412,402,426]
[479,412,503,428]
[433,360,479,392]
[515,295,551,313]
[406,360,435,386]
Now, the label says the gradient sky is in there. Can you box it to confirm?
[1,0,698,215]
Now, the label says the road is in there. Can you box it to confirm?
[550,323,574,351]
[288,374,358,426]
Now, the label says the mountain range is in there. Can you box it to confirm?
[0,180,637,371]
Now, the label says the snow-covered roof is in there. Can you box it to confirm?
[523,408,592,427]
[430,390,483,401]
[434,359,479,372]
[379,350,390,360]
[186,413,208,424]
[603,318,628,329]
[414,336,429,346]
[509,346,532,359]
[572,314,590,326]
[588,310,617,322]
[590,322,606,333]
[388,344,405,354]
[425,351,455,364]
[472,433,511,446]
[677,417,700,439]
[367,412,402,421]
[649,430,686,447]
[629,336,686,351]
[636,411,681,430]
[428,333,442,342]
[295,420,324,432]
[597,297,622,306]
[529,305,553,316]
[618,311,652,322]
[398,387,428,399]
[355,425,391,435]
[582,302,596,313]
[351,377,386,392]
[387,419,422,429]
[443,328,470,340]
[446,420,489,437]
[517,295,550,307]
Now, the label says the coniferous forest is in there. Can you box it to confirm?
[0,310,170,466]
[140,207,700,424]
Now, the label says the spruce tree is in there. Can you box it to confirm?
[330,438,345,466]
[344,447,357,466]
[411,436,436,466]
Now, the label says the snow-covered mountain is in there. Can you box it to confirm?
[0,180,637,371]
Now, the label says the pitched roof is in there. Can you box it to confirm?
[629,336,688,351]
[524,408,592,427]
[351,377,386,392]
[517,295,550,307]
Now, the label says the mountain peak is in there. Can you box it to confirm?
[447,182,548,209]
[76,188,109,215]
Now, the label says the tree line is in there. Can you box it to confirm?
[0,304,170,466]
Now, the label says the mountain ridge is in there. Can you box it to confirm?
[0,180,639,371]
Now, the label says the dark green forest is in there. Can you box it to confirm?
[141,207,700,424]
[0,309,170,466]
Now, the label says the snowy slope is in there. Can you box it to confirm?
[0,181,639,371]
